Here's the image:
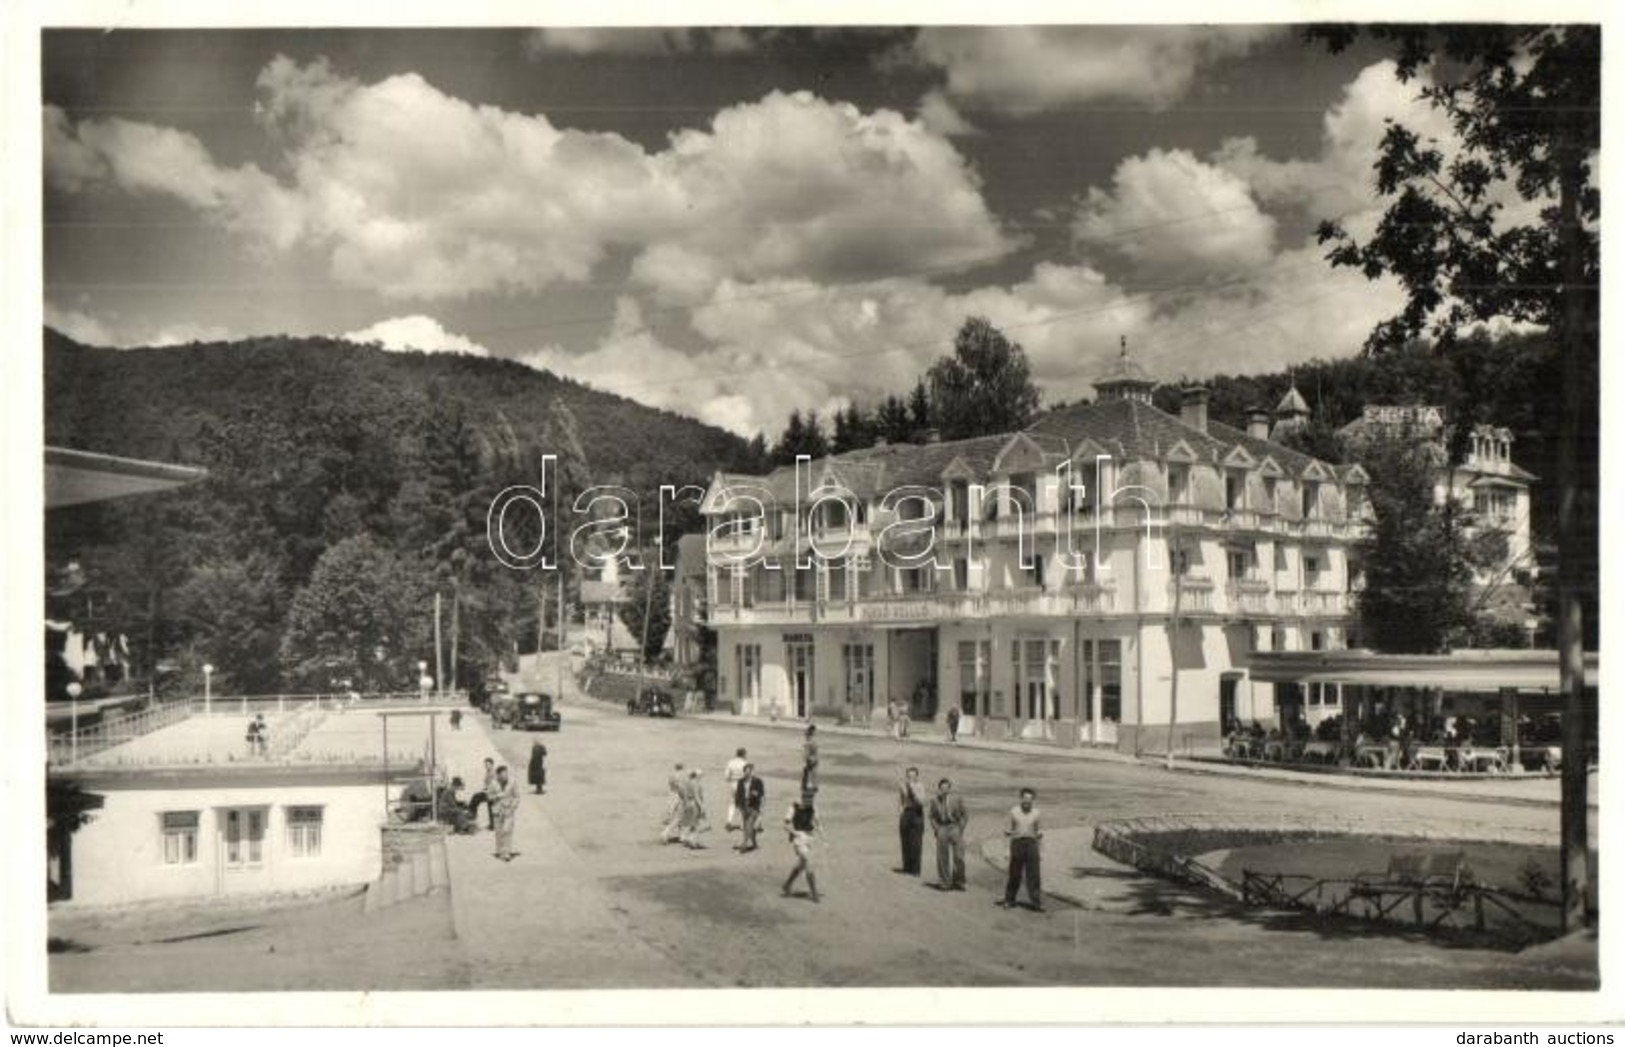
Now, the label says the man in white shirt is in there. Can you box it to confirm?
[1000,787,1044,911]
[724,747,748,831]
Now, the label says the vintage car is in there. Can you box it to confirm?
[627,687,676,718]
[510,691,562,731]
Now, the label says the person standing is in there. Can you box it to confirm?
[491,765,520,861]
[897,766,926,875]
[781,789,822,902]
[679,768,708,849]
[467,756,497,831]
[1001,787,1045,911]
[735,762,766,852]
[801,724,820,794]
[928,777,969,890]
[660,762,686,843]
[724,747,748,831]
[527,740,548,794]
[946,705,961,744]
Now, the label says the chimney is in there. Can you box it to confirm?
[1247,407,1270,441]
[1180,387,1209,434]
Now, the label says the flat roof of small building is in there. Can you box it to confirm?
[1246,649,1599,690]
[57,706,452,775]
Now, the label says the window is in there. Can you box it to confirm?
[1227,550,1250,581]
[954,556,969,592]
[1099,640,1122,722]
[1263,478,1278,513]
[1301,482,1317,519]
[957,640,990,718]
[161,811,199,865]
[1225,473,1244,511]
[223,808,266,868]
[286,806,324,858]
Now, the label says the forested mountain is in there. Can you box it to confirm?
[44,328,760,698]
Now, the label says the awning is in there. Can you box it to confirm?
[1245,649,1598,692]
[46,447,207,509]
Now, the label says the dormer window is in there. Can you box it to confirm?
[1263,477,1279,514]
[1301,481,1318,519]
[1225,473,1245,511]
[1167,464,1190,505]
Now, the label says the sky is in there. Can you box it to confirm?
[41,25,1521,439]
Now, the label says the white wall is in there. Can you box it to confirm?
[68,777,383,906]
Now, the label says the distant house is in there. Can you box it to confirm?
[577,526,636,652]
[1338,405,1538,591]
[669,533,710,668]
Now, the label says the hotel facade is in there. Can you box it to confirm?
[698,353,1369,753]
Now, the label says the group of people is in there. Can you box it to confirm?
[656,724,1043,913]
[896,769,1045,910]
[461,756,522,860]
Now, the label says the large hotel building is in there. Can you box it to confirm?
[697,349,1370,753]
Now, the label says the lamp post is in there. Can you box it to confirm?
[66,681,82,764]
[202,664,214,716]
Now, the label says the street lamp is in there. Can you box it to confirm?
[66,681,83,764]
[202,664,214,716]
[418,661,430,702]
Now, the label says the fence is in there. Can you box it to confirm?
[46,699,193,766]
[1091,812,1563,945]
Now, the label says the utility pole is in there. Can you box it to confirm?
[433,592,443,699]
[556,564,567,699]
[1165,525,1183,771]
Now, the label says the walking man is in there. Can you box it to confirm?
[735,762,765,852]
[1001,787,1045,911]
[897,766,926,875]
[928,777,969,890]
[491,765,520,861]
[724,747,748,830]
[679,768,708,849]
[946,705,961,744]
[467,756,497,831]
[660,762,686,843]
[782,789,822,903]
[801,724,820,794]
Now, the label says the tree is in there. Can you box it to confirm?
[874,395,913,445]
[1352,436,1478,653]
[926,317,1042,440]
[831,403,874,453]
[617,565,673,664]
[1308,25,1598,930]
[280,535,429,691]
[772,408,829,464]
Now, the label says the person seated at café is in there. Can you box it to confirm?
[437,776,476,834]
[397,778,434,823]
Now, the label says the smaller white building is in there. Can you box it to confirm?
[50,706,446,907]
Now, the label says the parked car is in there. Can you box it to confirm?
[627,687,676,718]
[513,692,562,731]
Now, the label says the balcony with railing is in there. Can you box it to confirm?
[1224,578,1274,615]
[1166,576,1217,613]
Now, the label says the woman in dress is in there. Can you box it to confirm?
[527,740,548,794]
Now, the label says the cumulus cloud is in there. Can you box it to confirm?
[1210,60,1461,237]
[906,26,1280,114]
[45,104,305,250]
[917,90,980,137]
[340,315,491,356]
[48,59,1013,302]
[44,303,116,347]
[44,301,233,349]
[523,27,757,56]
[1073,148,1277,280]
